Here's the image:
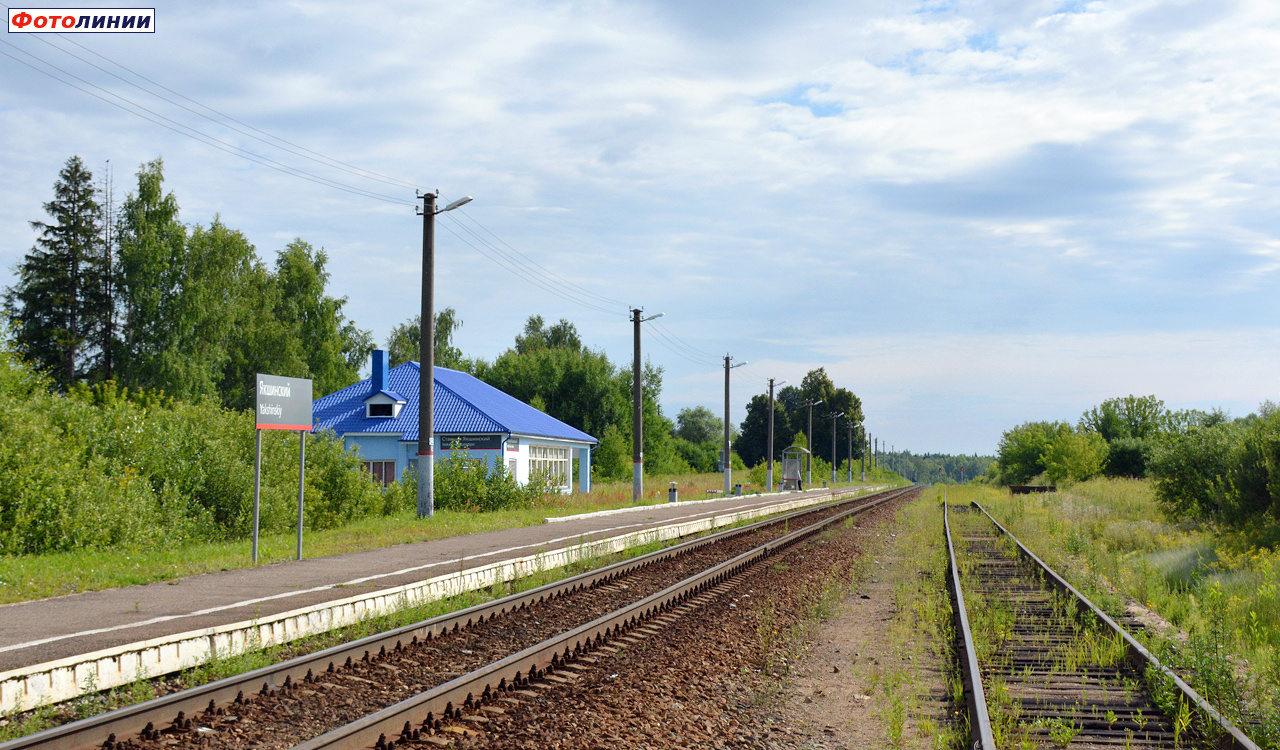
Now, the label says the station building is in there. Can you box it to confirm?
[313,350,597,493]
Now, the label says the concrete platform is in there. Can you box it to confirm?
[0,485,885,713]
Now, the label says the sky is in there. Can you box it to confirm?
[3,0,1279,456]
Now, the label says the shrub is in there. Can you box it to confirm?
[434,443,555,512]
[0,347,387,555]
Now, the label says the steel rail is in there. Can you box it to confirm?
[0,486,899,750]
[294,486,919,750]
[942,502,996,750]
[972,501,1259,750]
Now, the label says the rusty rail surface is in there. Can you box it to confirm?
[943,501,997,750]
[948,500,1259,750]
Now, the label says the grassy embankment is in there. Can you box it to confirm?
[875,493,964,749]
[0,472,895,605]
[951,479,1280,748]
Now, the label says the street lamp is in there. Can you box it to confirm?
[724,355,748,495]
[803,399,823,486]
[767,379,786,492]
[827,412,838,485]
[631,309,664,502]
[416,191,473,519]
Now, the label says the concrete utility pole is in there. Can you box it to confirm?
[723,355,747,495]
[861,432,867,481]
[417,191,471,518]
[630,308,664,502]
[829,413,838,485]
[767,378,786,492]
[846,421,853,483]
[803,399,823,486]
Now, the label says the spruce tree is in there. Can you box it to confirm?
[4,156,110,388]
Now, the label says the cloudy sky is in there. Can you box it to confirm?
[3,0,1279,455]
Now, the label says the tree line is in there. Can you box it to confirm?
[992,394,1280,532]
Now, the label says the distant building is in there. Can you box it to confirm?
[313,350,596,493]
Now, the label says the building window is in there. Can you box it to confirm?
[363,460,396,487]
[367,403,393,418]
[529,444,570,488]
[508,458,517,475]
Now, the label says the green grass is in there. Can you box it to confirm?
[955,478,1280,749]
[0,472,891,605]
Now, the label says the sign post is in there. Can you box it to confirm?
[254,374,313,563]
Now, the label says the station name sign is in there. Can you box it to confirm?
[439,434,502,451]
[256,373,313,431]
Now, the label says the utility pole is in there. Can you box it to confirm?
[416,191,471,518]
[101,160,114,382]
[803,399,823,487]
[846,421,853,483]
[629,308,664,502]
[860,429,866,481]
[724,355,747,495]
[829,413,838,485]
[767,378,786,492]
[631,309,642,503]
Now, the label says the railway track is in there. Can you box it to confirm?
[946,500,1259,750]
[2,485,916,750]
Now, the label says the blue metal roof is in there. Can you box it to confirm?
[312,362,597,445]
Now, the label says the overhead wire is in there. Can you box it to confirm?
[434,210,628,317]
[643,324,721,368]
[28,32,422,192]
[449,205,626,308]
[0,40,413,205]
[644,321,721,368]
[433,220,627,317]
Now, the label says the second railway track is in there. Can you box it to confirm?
[3,485,916,750]
[946,500,1258,750]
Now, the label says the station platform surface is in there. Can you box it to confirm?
[0,486,863,675]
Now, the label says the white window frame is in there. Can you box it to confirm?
[529,444,571,489]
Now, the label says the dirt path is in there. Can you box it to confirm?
[768,504,958,749]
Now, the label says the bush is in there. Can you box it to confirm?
[1042,430,1106,485]
[0,347,388,555]
[1147,413,1280,527]
[434,443,555,512]
[1104,436,1151,478]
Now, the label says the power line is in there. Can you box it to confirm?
[448,204,626,308]
[647,320,722,367]
[644,324,721,368]
[0,41,413,205]
[433,219,627,317]
[30,33,422,192]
